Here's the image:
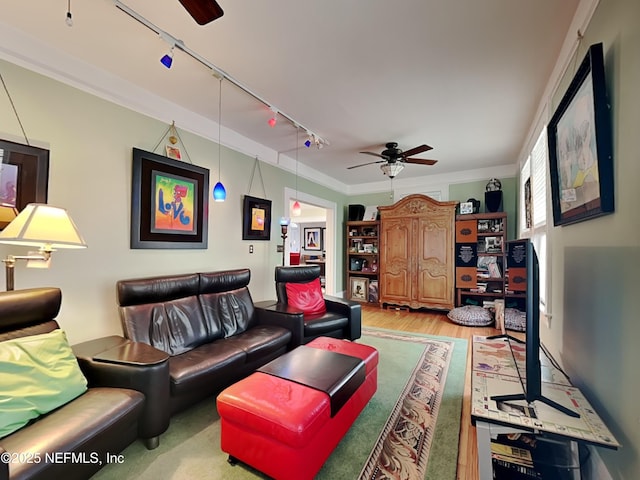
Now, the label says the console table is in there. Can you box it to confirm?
[470,335,619,479]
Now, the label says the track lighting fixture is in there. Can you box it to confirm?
[268,108,278,128]
[113,2,329,149]
[213,77,226,202]
[292,128,301,217]
[65,0,73,27]
[160,47,174,69]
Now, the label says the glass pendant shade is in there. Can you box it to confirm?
[291,200,302,216]
[213,181,226,202]
[160,49,173,68]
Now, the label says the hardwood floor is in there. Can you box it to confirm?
[360,304,498,480]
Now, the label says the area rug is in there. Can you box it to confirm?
[92,328,467,480]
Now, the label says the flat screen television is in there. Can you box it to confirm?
[491,239,579,418]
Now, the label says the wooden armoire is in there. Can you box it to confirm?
[378,194,457,310]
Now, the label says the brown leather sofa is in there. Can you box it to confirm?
[116,268,300,414]
[0,288,170,480]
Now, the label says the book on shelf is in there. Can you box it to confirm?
[491,440,540,479]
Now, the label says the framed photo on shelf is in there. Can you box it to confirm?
[363,205,378,221]
[548,42,614,226]
[130,148,209,249]
[304,227,322,251]
[242,195,272,241]
[350,277,369,301]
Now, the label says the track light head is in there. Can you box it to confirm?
[160,47,174,68]
[304,139,311,148]
[268,108,278,127]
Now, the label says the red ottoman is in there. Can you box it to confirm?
[217,337,378,480]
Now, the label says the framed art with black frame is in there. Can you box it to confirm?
[131,147,209,249]
[0,139,49,228]
[303,227,322,251]
[547,42,614,226]
[242,195,272,241]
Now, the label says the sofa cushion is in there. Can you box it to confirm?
[285,278,327,315]
[141,296,208,356]
[222,325,292,364]
[0,329,88,439]
[1,388,143,479]
[199,288,256,339]
[168,341,247,395]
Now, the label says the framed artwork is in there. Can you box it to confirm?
[363,205,378,221]
[165,145,182,160]
[548,42,614,226]
[350,276,369,301]
[0,139,49,228]
[131,148,209,249]
[304,227,322,251]
[242,195,272,240]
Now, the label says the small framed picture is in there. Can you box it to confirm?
[303,227,322,251]
[165,145,182,160]
[460,201,473,214]
[363,206,378,221]
[350,277,369,301]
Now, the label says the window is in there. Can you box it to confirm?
[519,127,549,313]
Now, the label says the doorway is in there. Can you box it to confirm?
[283,187,336,295]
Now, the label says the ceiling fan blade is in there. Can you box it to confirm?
[359,151,386,159]
[178,0,224,25]
[348,160,387,169]
[405,157,438,166]
[401,144,433,158]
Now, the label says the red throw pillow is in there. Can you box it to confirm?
[285,278,326,315]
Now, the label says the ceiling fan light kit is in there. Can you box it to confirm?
[381,163,404,178]
[349,142,439,178]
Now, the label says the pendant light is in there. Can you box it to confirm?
[213,76,226,202]
[291,127,301,216]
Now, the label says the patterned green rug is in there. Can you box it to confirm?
[93,328,467,480]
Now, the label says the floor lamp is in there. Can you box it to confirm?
[279,217,289,266]
[0,203,87,291]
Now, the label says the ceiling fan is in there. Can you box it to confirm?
[348,142,438,178]
[178,0,224,25]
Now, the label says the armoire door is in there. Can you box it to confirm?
[416,216,455,309]
[379,217,412,305]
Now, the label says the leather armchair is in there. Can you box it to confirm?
[274,265,361,345]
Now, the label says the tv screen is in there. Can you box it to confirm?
[491,239,579,418]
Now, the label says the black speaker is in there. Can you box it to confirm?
[485,191,503,213]
[348,204,365,221]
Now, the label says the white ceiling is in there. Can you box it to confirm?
[0,0,581,191]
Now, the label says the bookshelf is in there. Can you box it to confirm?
[455,212,508,308]
[346,220,379,304]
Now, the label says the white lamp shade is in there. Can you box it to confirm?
[0,203,87,250]
[380,163,404,178]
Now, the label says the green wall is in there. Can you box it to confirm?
[544,0,640,477]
